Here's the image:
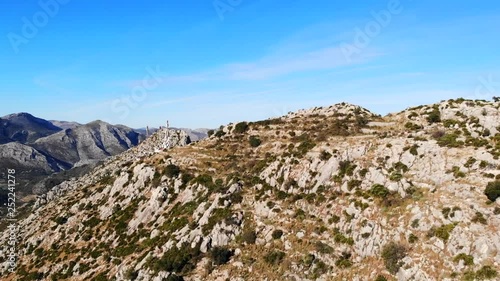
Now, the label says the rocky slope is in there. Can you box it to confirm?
[1,98,499,281]
[135,127,209,142]
[0,117,146,226]
[32,120,144,168]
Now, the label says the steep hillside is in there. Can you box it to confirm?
[1,99,499,281]
[32,120,144,168]
[0,119,146,225]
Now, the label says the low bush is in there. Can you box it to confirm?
[210,246,233,265]
[272,229,284,240]
[264,250,285,265]
[427,223,457,242]
[249,135,262,147]
[453,253,474,266]
[164,164,180,178]
[484,180,500,202]
[381,242,407,274]
[240,229,257,244]
[234,122,249,134]
[426,107,441,124]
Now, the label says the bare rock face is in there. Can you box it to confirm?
[1,98,499,281]
[0,142,60,173]
[135,128,191,155]
[33,120,143,167]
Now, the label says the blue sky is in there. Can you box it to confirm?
[1,0,499,129]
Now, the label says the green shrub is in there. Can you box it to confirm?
[83,217,101,229]
[426,107,441,124]
[409,144,419,156]
[408,233,418,244]
[389,172,403,182]
[359,168,369,178]
[334,233,354,245]
[370,184,389,198]
[148,243,202,274]
[472,212,487,225]
[53,216,68,225]
[381,242,407,274]
[464,157,477,168]
[166,274,184,281]
[476,265,498,279]
[335,252,352,268]
[207,130,214,137]
[164,164,180,178]
[264,250,285,265]
[411,219,419,228]
[92,273,108,281]
[338,160,356,177]
[449,166,466,178]
[124,268,139,280]
[193,174,214,188]
[427,223,457,242]
[249,135,262,147]
[375,275,388,281]
[453,253,474,266]
[484,181,500,202]
[272,229,284,240]
[214,130,225,137]
[202,208,233,235]
[405,122,422,131]
[240,229,257,244]
[347,180,362,190]
[296,139,316,157]
[234,122,249,134]
[329,215,340,224]
[320,150,332,161]
[210,246,233,265]
[315,241,333,254]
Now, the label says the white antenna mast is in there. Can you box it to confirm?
[163,120,171,149]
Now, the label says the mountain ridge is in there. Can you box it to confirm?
[1,98,499,281]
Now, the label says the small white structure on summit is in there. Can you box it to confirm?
[162,121,171,149]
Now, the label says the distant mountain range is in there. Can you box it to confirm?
[0,113,209,203]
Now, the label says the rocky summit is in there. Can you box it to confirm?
[1,98,500,281]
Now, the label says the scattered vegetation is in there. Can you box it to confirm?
[427,223,457,242]
[453,253,474,266]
